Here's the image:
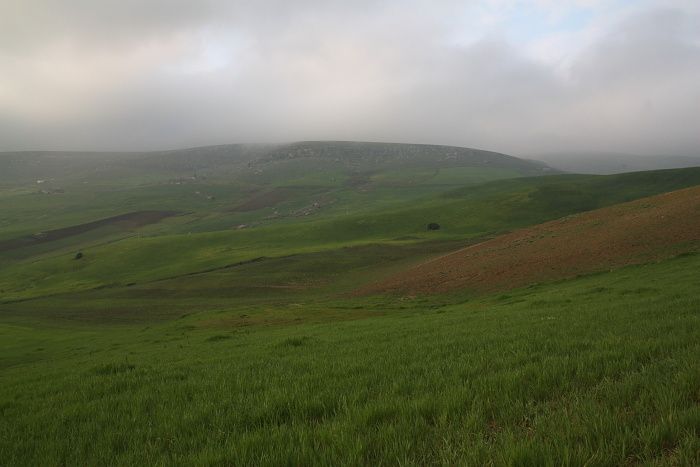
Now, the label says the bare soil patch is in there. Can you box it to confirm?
[0,210,178,252]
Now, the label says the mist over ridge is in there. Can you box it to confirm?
[1,0,699,157]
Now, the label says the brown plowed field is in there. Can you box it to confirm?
[360,185,700,296]
[0,210,178,253]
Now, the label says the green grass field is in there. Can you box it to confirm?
[1,144,699,465]
[2,254,699,465]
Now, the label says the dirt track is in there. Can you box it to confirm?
[360,185,700,296]
[0,210,178,253]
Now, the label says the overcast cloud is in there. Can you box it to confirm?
[1,0,699,156]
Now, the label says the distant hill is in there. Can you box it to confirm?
[0,141,554,186]
[248,141,552,174]
[534,152,700,174]
[361,184,700,296]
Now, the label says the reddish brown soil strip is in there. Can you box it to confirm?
[0,210,179,253]
[359,185,700,296]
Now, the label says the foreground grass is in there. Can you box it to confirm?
[2,254,699,465]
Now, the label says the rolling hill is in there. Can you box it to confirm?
[0,141,551,243]
[3,161,700,304]
[2,165,700,304]
[0,141,552,186]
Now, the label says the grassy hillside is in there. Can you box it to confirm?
[2,167,700,303]
[2,145,700,465]
[1,253,699,465]
[0,142,544,241]
[364,185,700,296]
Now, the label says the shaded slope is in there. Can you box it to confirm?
[361,185,700,295]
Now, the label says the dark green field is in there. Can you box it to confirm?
[1,142,699,465]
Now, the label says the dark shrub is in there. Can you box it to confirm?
[281,336,312,347]
[91,362,135,375]
[206,334,232,342]
[427,223,440,231]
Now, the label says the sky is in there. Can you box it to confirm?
[1,0,699,156]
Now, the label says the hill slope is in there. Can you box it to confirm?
[362,185,700,295]
[3,168,700,302]
[0,141,551,243]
